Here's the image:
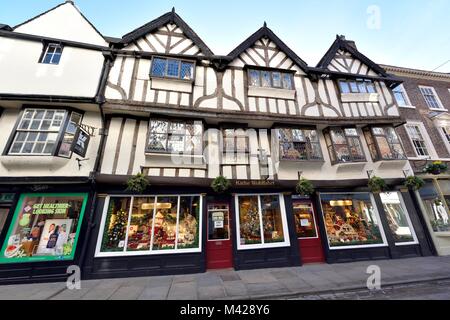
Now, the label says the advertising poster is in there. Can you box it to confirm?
[0,193,88,264]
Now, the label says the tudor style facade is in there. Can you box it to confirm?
[0,1,109,283]
[0,2,436,283]
[383,64,450,256]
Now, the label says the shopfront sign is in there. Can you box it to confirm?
[71,128,90,157]
[0,193,88,264]
[0,193,14,203]
[234,180,276,187]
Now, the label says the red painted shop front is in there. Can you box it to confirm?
[291,197,325,264]
[206,203,233,269]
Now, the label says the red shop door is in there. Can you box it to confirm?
[292,199,325,264]
[206,203,233,269]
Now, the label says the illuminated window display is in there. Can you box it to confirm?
[0,193,88,263]
[292,201,317,238]
[419,182,450,232]
[97,195,201,256]
[236,194,289,249]
[319,193,386,248]
[380,192,417,244]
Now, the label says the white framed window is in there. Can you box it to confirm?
[319,192,388,250]
[405,124,429,157]
[95,195,203,257]
[393,84,413,107]
[380,192,418,246]
[235,193,290,250]
[39,43,63,65]
[419,86,444,110]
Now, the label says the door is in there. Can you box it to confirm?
[206,203,233,269]
[292,199,325,264]
[0,207,9,236]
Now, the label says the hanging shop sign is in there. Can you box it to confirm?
[0,193,14,203]
[0,193,88,264]
[71,128,90,157]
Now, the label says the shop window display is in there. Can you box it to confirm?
[419,182,450,232]
[97,195,201,256]
[0,193,88,263]
[380,192,417,244]
[237,194,289,249]
[320,193,385,248]
[292,201,317,238]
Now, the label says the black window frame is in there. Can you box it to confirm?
[145,117,204,155]
[276,126,323,161]
[247,68,295,90]
[38,42,64,65]
[363,126,407,161]
[3,106,84,158]
[149,56,196,82]
[323,126,367,164]
[338,79,376,94]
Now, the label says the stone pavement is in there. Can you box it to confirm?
[1,256,450,300]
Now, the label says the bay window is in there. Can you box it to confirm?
[319,193,386,249]
[380,192,417,245]
[150,57,195,81]
[97,195,202,256]
[277,128,323,161]
[363,126,406,161]
[323,127,366,164]
[7,108,82,158]
[147,119,203,155]
[235,194,290,250]
[248,69,294,90]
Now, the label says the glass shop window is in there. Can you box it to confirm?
[292,201,317,239]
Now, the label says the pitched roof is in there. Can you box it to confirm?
[316,35,388,77]
[227,23,309,72]
[13,1,106,42]
[0,24,12,31]
[120,8,214,56]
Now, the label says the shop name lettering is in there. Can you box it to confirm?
[32,203,70,215]
[234,180,275,186]
[180,304,270,317]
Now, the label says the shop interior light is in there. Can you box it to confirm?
[330,200,352,206]
[141,202,172,210]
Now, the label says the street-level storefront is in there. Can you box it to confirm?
[0,185,93,284]
[417,178,450,256]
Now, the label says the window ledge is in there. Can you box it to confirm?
[399,105,416,109]
[0,155,69,170]
[248,86,295,100]
[341,93,379,103]
[376,159,409,169]
[429,108,448,112]
[150,77,193,93]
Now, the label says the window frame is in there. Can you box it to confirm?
[291,199,319,240]
[393,84,413,108]
[276,127,324,161]
[221,126,250,164]
[149,56,196,82]
[363,126,407,161]
[405,124,430,157]
[95,194,203,257]
[145,118,204,155]
[419,85,445,110]
[3,106,84,158]
[247,68,295,90]
[338,79,376,94]
[323,127,367,164]
[235,193,291,251]
[39,42,64,65]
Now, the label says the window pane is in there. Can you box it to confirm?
[150,120,168,134]
[380,192,415,243]
[334,144,351,162]
[272,72,281,87]
[248,70,260,86]
[261,71,271,87]
[261,195,284,243]
[320,193,384,247]
[375,136,391,159]
[151,58,166,77]
[339,81,350,94]
[366,82,376,93]
[100,197,131,252]
[358,81,367,93]
[282,73,293,89]
[148,134,167,151]
[152,196,178,251]
[349,82,359,93]
[167,59,180,78]
[51,53,62,64]
[344,128,358,136]
[168,135,184,152]
[330,129,347,144]
[394,91,407,106]
[126,197,154,251]
[177,196,200,249]
[293,201,317,238]
[208,204,229,240]
[180,62,194,80]
[348,137,365,161]
[238,196,261,245]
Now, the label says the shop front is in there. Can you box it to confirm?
[315,190,432,263]
[0,193,15,237]
[0,192,91,283]
[417,178,450,256]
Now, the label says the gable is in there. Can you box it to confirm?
[125,22,205,56]
[14,2,107,46]
[327,49,378,76]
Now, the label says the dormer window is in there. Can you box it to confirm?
[39,43,63,65]
[338,79,376,94]
[150,57,195,81]
[248,69,294,90]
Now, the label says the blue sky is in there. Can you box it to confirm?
[1,0,449,72]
